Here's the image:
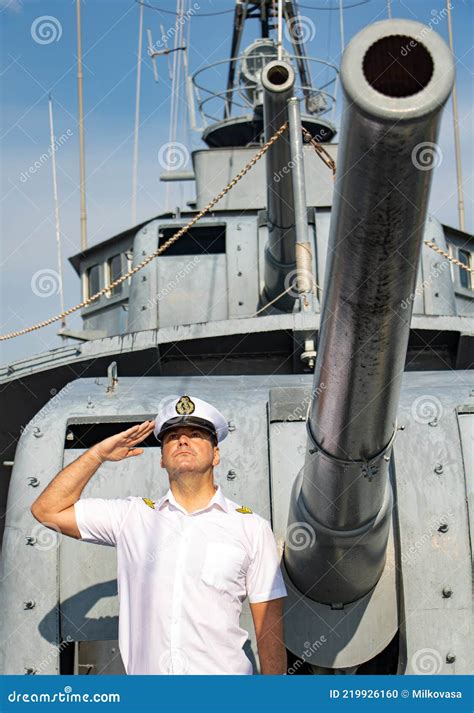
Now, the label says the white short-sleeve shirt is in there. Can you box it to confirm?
[74,485,287,675]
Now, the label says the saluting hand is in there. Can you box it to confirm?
[90,420,156,463]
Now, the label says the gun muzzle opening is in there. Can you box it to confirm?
[261,60,295,95]
[362,35,434,97]
[266,64,290,87]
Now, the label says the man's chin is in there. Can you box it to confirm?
[169,463,199,477]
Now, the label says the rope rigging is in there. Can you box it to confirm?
[1,123,470,342]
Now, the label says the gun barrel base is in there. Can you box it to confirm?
[285,468,393,605]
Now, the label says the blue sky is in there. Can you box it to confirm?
[1,0,473,364]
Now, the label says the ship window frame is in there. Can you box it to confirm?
[447,240,474,297]
[86,263,102,300]
[157,224,226,256]
[105,254,124,299]
[457,248,472,290]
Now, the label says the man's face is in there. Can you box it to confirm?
[160,425,220,477]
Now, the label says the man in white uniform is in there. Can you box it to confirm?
[31,395,288,675]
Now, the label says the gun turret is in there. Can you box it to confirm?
[285,20,455,605]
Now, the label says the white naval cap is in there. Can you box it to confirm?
[154,395,229,444]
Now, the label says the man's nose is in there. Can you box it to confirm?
[178,433,190,445]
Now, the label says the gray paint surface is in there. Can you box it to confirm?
[1,372,472,675]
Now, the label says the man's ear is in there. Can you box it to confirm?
[160,451,164,468]
[212,446,220,467]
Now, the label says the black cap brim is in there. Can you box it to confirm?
[156,416,217,444]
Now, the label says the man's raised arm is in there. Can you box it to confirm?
[30,420,155,539]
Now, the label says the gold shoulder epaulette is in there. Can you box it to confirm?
[142,497,156,510]
[236,506,253,514]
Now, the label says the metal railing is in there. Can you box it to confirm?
[191,53,338,127]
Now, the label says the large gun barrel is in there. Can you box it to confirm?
[261,60,298,310]
[285,20,454,605]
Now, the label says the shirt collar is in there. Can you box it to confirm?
[157,484,228,514]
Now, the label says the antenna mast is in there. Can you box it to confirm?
[76,0,88,250]
[445,0,465,231]
[48,95,66,328]
[132,0,144,226]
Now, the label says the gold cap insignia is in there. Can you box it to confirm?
[142,498,156,510]
[236,506,253,514]
[175,395,195,416]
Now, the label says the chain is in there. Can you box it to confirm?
[1,119,471,341]
[0,121,288,341]
[301,126,337,177]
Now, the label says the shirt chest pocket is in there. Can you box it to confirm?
[201,542,246,593]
